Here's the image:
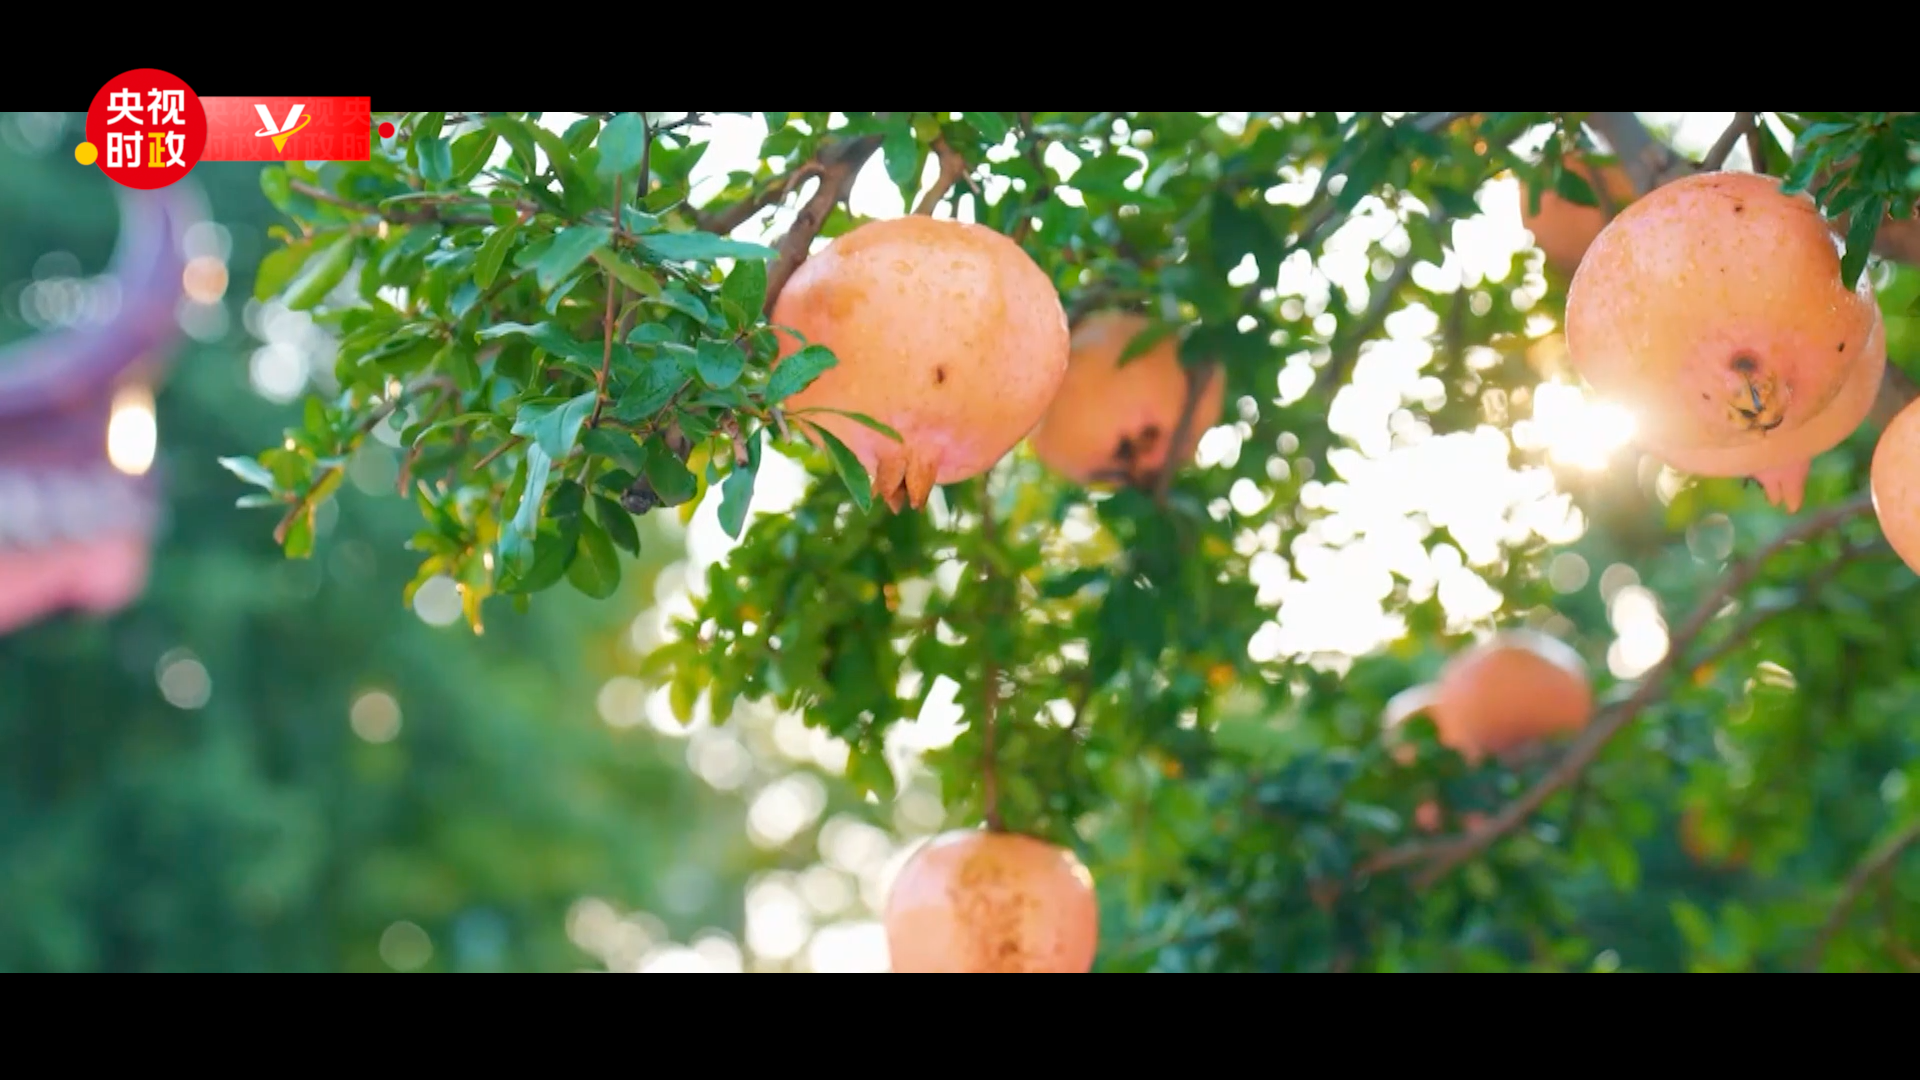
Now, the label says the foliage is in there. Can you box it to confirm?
[232,111,1920,972]
[0,136,762,972]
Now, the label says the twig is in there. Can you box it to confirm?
[588,167,629,431]
[912,138,972,216]
[1149,360,1219,506]
[273,374,452,545]
[695,160,825,237]
[1309,217,1443,403]
[1746,114,1772,174]
[471,435,523,475]
[1686,539,1891,677]
[763,133,884,316]
[976,473,1005,832]
[1582,112,1694,197]
[1701,113,1755,172]
[1805,818,1920,969]
[1359,490,1878,885]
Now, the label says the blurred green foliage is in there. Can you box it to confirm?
[0,126,767,972]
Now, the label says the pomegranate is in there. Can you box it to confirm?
[769,216,1070,512]
[1027,311,1226,487]
[1654,303,1886,512]
[883,829,1098,973]
[1566,171,1882,471]
[1520,154,1638,277]
[1871,395,1920,576]
[1429,630,1594,763]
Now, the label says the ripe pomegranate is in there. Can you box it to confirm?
[883,828,1098,973]
[1027,311,1226,488]
[1429,630,1594,763]
[1654,303,1886,512]
[769,216,1070,512]
[1566,171,1883,476]
[1520,154,1638,277]
[1871,394,1920,576]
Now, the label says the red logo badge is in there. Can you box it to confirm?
[201,97,372,161]
[80,68,207,189]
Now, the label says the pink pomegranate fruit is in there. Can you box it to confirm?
[1566,172,1883,475]
[1653,303,1886,512]
[769,216,1070,512]
[883,829,1098,973]
[1027,311,1226,488]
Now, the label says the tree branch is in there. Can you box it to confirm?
[1701,112,1755,171]
[694,160,825,237]
[1359,489,1878,885]
[762,134,883,316]
[1806,817,1920,969]
[912,138,974,216]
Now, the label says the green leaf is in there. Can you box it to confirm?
[642,438,700,507]
[417,136,453,186]
[583,428,647,473]
[718,428,763,539]
[883,126,920,188]
[1842,196,1885,291]
[965,111,1010,145]
[473,221,520,290]
[509,527,579,595]
[1553,165,1598,207]
[566,517,622,599]
[592,248,657,296]
[536,226,613,292]
[764,344,837,405]
[789,407,901,443]
[695,339,746,389]
[503,443,553,572]
[595,494,642,556]
[640,231,777,263]
[474,321,602,363]
[846,744,897,801]
[615,351,691,420]
[511,390,599,460]
[254,240,313,302]
[285,234,357,310]
[596,112,651,177]
[218,456,278,492]
[802,420,871,512]
[283,510,314,559]
[1070,153,1144,200]
[719,259,767,326]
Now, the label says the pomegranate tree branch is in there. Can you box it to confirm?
[588,168,629,432]
[695,159,826,237]
[762,134,884,317]
[1150,360,1220,505]
[1701,113,1756,172]
[274,374,454,545]
[912,138,974,216]
[1806,817,1920,969]
[1686,538,1891,677]
[1359,489,1878,885]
